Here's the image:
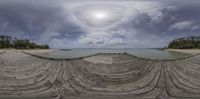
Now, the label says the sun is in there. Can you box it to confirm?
[74,4,126,28]
[93,12,108,20]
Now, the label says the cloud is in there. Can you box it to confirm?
[0,0,200,48]
[74,4,126,29]
[78,29,133,47]
[169,21,194,30]
[0,2,85,45]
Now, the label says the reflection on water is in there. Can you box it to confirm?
[40,48,192,59]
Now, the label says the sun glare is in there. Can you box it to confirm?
[93,12,107,20]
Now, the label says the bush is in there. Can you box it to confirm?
[0,35,49,49]
[168,36,200,49]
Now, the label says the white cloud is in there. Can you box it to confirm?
[74,4,126,29]
[0,22,9,30]
[148,10,163,24]
[169,21,194,30]
[78,29,133,47]
[192,25,199,30]
[2,0,200,48]
[39,32,60,44]
[107,38,127,45]
[50,38,84,48]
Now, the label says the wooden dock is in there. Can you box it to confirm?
[0,50,200,99]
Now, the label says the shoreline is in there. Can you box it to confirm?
[0,49,56,54]
[2,48,200,57]
[166,49,200,55]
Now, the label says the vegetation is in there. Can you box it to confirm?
[168,36,200,49]
[0,35,49,49]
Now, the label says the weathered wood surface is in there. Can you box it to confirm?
[0,50,200,99]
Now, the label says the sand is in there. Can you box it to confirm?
[22,49,56,54]
[0,49,56,54]
[166,49,200,55]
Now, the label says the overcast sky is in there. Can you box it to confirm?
[0,0,200,48]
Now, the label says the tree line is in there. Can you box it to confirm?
[168,36,200,49]
[0,35,49,49]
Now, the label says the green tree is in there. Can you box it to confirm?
[168,36,200,49]
[0,35,49,49]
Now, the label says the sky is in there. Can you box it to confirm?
[0,0,200,48]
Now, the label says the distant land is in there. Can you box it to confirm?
[59,49,71,51]
[0,35,49,49]
[168,36,200,49]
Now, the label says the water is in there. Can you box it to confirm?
[40,48,192,60]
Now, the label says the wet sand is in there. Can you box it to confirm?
[21,49,56,54]
[166,49,200,55]
[0,49,56,54]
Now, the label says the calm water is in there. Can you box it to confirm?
[40,48,192,60]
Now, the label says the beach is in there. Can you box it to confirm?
[166,49,200,55]
[0,49,197,60]
[0,49,56,54]
[21,49,56,54]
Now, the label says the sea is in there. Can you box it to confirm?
[39,48,192,60]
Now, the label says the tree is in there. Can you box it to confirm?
[168,36,200,49]
[0,35,49,49]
